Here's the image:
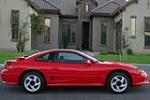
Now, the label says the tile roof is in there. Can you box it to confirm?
[91,0,138,16]
[26,0,137,16]
[49,0,77,15]
[91,0,126,16]
[28,0,60,13]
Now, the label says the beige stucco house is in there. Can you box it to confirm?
[0,0,150,54]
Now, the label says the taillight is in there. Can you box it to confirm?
[4,61,12,69]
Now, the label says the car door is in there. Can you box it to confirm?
[50,52,101,84]
[34,52,59,84]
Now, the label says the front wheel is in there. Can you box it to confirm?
[21,72,45,93]
[107,72,130,93]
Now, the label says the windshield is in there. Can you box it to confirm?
[78,51,101,63]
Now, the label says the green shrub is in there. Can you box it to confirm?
[127,48,133,55]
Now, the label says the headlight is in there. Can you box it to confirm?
[137,68,145,74]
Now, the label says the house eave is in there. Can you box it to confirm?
[60,14,78,18]
[42,9,60,14]
[91,12,113,17]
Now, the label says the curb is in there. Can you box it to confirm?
[133,64,150,66]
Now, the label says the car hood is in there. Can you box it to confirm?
[100,61,137,69]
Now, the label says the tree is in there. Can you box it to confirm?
[30,14,44,49]
[119,27,132,62]
[16,22,29,55]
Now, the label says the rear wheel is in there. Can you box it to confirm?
[107,72,130,93]
[21,72,45,93]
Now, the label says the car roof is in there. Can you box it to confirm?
[44,49,81,53]
[26,49,98,63]
[26,49,82,59]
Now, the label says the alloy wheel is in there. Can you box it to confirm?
[24,75,41,93]
[110,75,128,93]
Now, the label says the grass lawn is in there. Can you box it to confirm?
[97,54,150,64]
[0,51,32,64]
[0,51,150,64]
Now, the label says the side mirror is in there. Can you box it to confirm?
[84,59,92,65]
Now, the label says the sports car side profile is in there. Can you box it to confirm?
[0,49,149,93]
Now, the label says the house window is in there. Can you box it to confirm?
[130,16,136,37]
[44,18,51,43]
[68,23,76,43]
[85,4,89,12]
[101,21,107,45]
[63,21,76,44]
[11,10,19,41]
[144,17,150,47]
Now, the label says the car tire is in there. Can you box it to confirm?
[107,72,130,94]
[21,71,45,93]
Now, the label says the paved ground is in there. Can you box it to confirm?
[0,64,150,100]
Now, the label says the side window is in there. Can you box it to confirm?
[36,53,57,62]
[57,52,84,64]
[36,54,49,62]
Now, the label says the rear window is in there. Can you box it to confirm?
[36,53,57,62]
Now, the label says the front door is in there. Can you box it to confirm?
[51,52,99,84]
[82,22,90,50]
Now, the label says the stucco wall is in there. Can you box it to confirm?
[38,14,59,50]
[0,0,33,51]
[122,0,150,54]
[92,17,115,52]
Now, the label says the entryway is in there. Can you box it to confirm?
[82,22,90,50]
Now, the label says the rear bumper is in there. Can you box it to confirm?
[0,69,19,86]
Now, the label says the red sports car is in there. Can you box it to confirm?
[0,49,149,93]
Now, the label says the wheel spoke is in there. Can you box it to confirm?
[34,82,40,86]
[26,77,32,81]
[111,80,118,86]
[120,84,127,88]
[120,77,125,83]
[114,77,120,81]
[33,76,37,82]
[30,85,36,90]
[116,85,121,91]
[25,81,31,87]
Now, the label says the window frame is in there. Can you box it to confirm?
[130,16,136,38]
[85,3,89,12]
[144,34,150,48]
[11,10,19,41]
[144,17,150,48]
[56,51,86,64]
[44,18,51,44]
[62,21,77,44]
[35,52,58,62]
[101,20,107,45]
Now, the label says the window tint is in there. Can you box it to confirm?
[36,54,49,62]
[36,53,57,62]
[57,52,84,64]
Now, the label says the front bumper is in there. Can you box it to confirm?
[133,71,149,86]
